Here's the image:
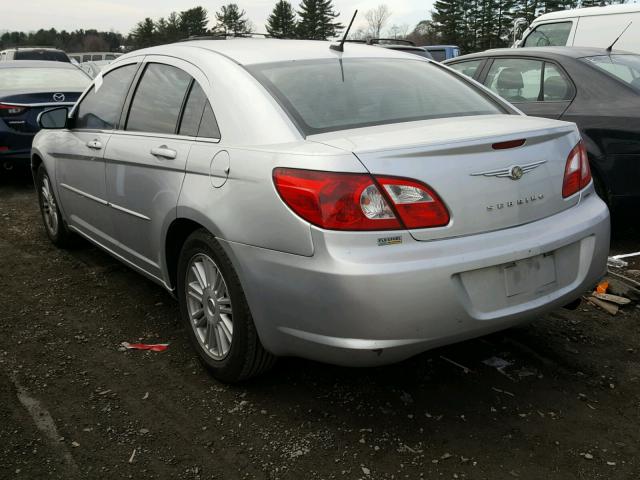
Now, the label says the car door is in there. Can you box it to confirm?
[104,58,204,279]
[480,57,574,119]
[55,60,139,247]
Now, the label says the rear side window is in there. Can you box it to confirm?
[523,22,572,47]
[178,82,221,139]
[448,60,483,78]
[92,55,103,61]
[543,64,572,101]
[198,103,220,139]
[76,64,137,130]
[429,49,446,62]
[126,63,192,135]
[249,58,503,135]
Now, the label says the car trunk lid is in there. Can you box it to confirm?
[308,114,581,241]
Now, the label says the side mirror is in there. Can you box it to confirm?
[38,107,69,129]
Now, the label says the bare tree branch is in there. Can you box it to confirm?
[364,4,392,38]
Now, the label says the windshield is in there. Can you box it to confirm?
[581,55,640,91]
[0,67,90,91]
[14,50,70,62]
[249,58,504,135]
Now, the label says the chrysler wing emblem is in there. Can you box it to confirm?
[53,93,65,102]
[471,160,546,180]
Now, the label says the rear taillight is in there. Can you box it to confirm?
[562,140,591,198]
[0,103,26,115]
[273,168,449,231]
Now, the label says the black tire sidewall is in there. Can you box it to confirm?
[177,230,253,382]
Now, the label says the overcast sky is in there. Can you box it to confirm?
[4,0,434,36]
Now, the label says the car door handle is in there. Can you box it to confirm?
[86,140,102,150]
[150,146,177,160]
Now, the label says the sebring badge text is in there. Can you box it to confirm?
[486,193,545,211]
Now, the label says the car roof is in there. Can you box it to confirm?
[127,39,425,66]
[445,46,635,63]
[0,60,78,69]
[423,45,459,49]
[534,4,640,21]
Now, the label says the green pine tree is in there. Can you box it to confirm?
[180,7,209,37]
[131,18,157,48]
[297,0,343,40]
[216,4,251,35]
[266,1,298,38]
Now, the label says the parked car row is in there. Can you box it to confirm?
[0,60,90,169]
[29,38,609,382]
[445,46,640,206]
[3,23,633,383]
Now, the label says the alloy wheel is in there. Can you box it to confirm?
[40,176,59,237]
[185,253,234,360]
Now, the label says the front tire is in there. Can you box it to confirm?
[36,165,75,248]
[177,229,275,383]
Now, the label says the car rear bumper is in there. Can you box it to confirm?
[222,191,610,367]
[0,129,35,165]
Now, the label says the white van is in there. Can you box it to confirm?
[515,5,640,53]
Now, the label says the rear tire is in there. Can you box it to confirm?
[36,165,76,248]
[176,229,275,383]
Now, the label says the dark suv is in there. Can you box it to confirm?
[0,48,70,63]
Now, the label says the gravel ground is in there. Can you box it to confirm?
[1,170,639,480]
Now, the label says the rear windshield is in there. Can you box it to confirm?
[14,50,70,62]
[0,67,90,91]
[248,58,504,135]
[581,54,640,92]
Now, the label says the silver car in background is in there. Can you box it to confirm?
[32,39,609,382]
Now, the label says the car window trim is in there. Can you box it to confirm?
[176,78,197,136]
[479,55,576,104]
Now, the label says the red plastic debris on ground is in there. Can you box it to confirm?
[121,342,169,352]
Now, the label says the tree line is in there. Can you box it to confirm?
[0,29,124,52]
[0,0,631,55]
[129,1,343,49]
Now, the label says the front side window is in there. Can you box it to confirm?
[75,64,137,130]
[523,22,572,47]
[581,54,640,91]
[448,60,483,78]
[249,58,503,135]
[485,58,543,103]
[126,63,192,135]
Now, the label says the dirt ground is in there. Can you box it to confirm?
[1,170,639,480]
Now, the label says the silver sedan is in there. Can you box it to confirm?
[31,39,609,382]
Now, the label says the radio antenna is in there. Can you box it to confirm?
[330,10,358,52]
